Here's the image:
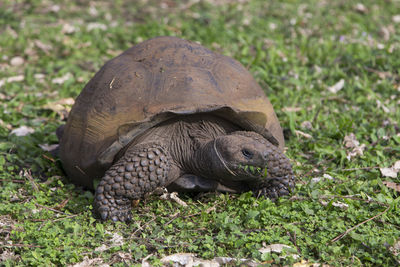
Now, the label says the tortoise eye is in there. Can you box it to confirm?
[241,149,253,159]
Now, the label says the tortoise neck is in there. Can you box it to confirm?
[186,139,220,178]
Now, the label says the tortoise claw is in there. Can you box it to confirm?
[100,211,108,221]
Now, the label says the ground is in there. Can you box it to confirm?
[0,0,399,266]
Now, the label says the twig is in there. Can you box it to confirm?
[22,170,39,192]
[35,203,68,215]
[321,96,350,103]
[38,214,80,230]
[312,100,324,125]
[0,178,25,183]
[163,212,180,226]
[287,231,301,254]
[289,194,389,207]
[341,166,379,171]
[160,191,188,207]
[42,154,55,162]
[331,205,390,242]
[0,243,42,248]
[130,216,157,238]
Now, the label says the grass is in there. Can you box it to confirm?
[1,0,400,265]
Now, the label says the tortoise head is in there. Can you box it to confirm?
[209,132,293,182]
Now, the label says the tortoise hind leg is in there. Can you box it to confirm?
[94,143,170,222]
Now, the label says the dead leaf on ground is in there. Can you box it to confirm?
[301,121,313,130]
[282,107,302,112]
[327,79,345,93]
[295,130,313,139]
[343,133,366,160]
[39,143,59,152]
[389,239,400,264]
[159,253,258,267]
[87,22,107,31]
[354,3,367,14]
[376,99,390,113]
[109,252,132,265]
[320,200,349,209]
[42,97,74,119]
[0,75,25,88]
[0,119,13,130]
[68,256,108,267]
[34,40,52,54]
[10,56,24,66]
[293,260,329,267]
[62,23,77,34]
[382,181,400,192]
[94,230,124,252]
[10,126,35,136]
[52,73,73,84]
[393,15,400,23]
[380,160,400,178]
[259,244,299,259]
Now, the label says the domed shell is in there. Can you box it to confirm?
[59,36,284,188]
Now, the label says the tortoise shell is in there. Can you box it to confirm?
[59,36,284,189]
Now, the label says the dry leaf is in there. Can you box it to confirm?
[34,73,45,80]
[295,130,313,139]
[259,244,292,254]
[10,126,35,136]
[87,22,107,31]
[141,254,153,267]
[160,253,196,266]
[320,200,349,209]
[0,75,25,88]
[376,99,390,113]
[293,260,322,267]
[39,143,59,152]
[62,23,77,34]
[259,244,299,259]
[380,168,398,178]
[301,121,313,130]
[68,256,108,267]
[389,239,400,264]
[10,56,24,66]
[393,15,400,23]
[311,174,333,183]
[6,75,24,83]
[159,253,258,266]
[328,79,345,93]
[34,40,52,53]
[354,3,367,13]
[380,160,400,178]
[42,98,74,119]
[94,231,124,252]
[343,133,366,160]
[52,73,73,84]
[382,181,400,192]
[282,107,302,112]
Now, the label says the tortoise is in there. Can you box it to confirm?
[58,36,294,222]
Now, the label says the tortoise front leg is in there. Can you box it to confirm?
[94,143,170,222]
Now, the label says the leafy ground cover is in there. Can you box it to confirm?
[1,0,399,266]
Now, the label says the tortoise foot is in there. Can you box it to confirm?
[254,175,295,200]
[95,196,132,222]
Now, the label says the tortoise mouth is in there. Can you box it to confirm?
[231,163,268,181]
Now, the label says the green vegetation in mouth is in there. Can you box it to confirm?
[239,164,268,178]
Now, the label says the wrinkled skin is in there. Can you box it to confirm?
[94,115,294,222]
